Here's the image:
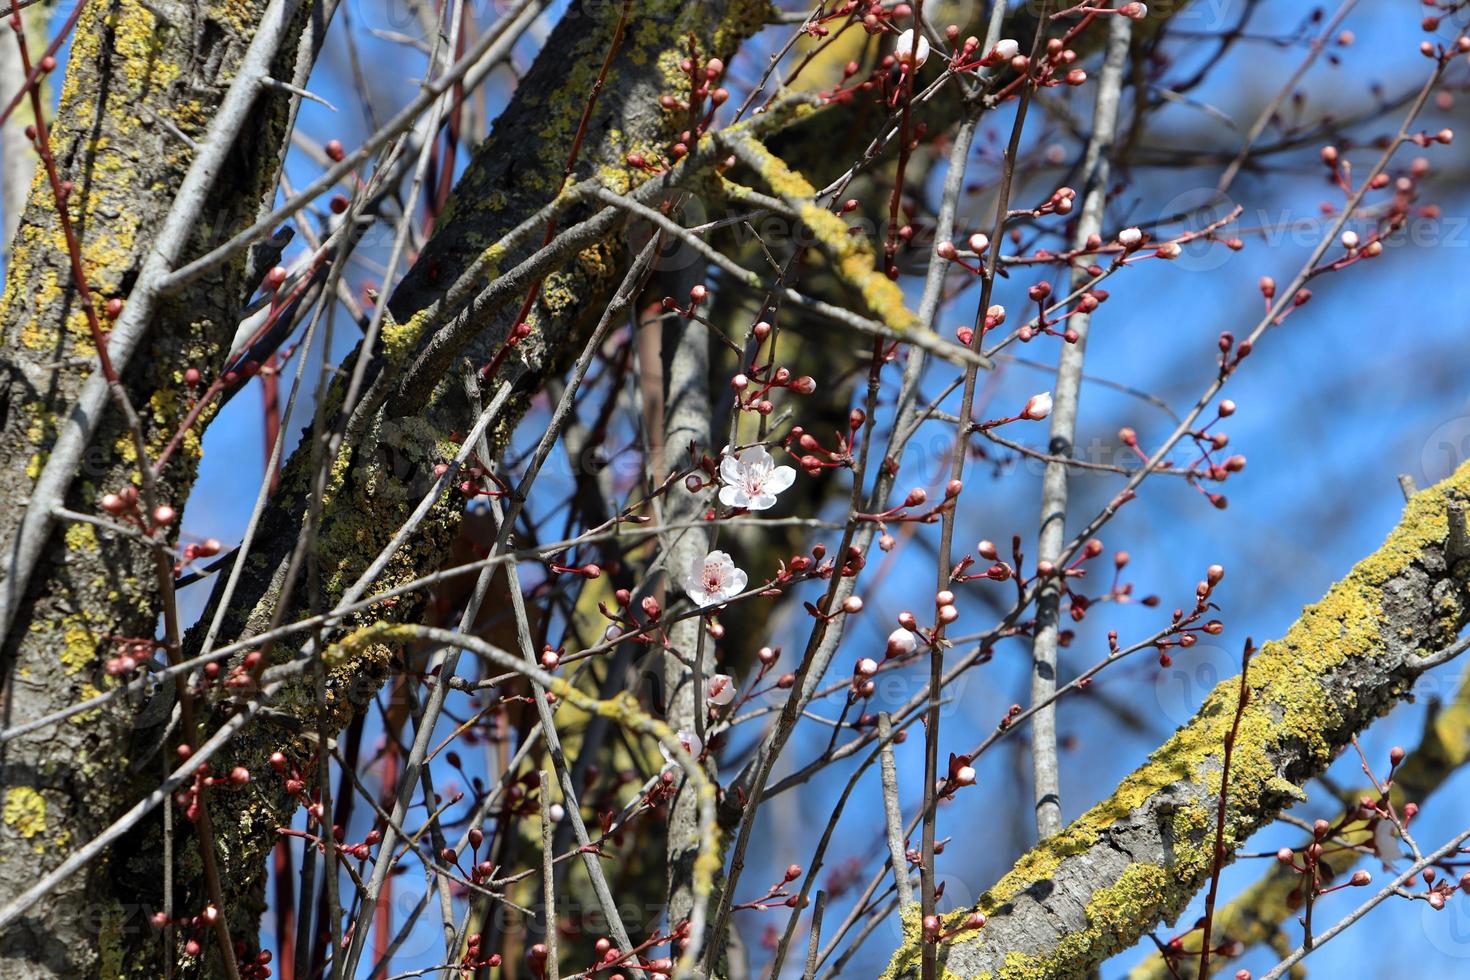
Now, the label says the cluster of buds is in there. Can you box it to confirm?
[934,230,993,276]
[433,458,510,501]
[956,302,1009,346]
[732,863,806,911]
[211,649,267,694]
[1416,20,1470,64]
[459,933,503,972]
[104,637,161,678]
[172,755,250,822]
[954,538,1017,587]
[175,536,223,576]
[1140,565,1226,668]
[1028,287,1109,343]
[949,33,1025,75]
[1098,549,1160,610]
[1118,398,1246,509]
[662,53,727,157]
[99,486,175,536]
[150,910,276,976]
[786,409,865,475]
[1272,816,1375,909]
[1011,185,1079,223]
[730,334,817,416]
[1160,927,1244,969]
[599,588,665,647]
[439,822,500,886]
[587,936,636,975]
[849,656,879,699]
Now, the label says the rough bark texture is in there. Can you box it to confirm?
[0,3,303,976]
[882,460,1470,979]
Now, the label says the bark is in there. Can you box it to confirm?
[0,3,306,976]
[656,268,713,929]
[882,460,1470,979]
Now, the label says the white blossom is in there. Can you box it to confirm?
[894,28,930,67]
[659,729,704,765]
[1022,392,1054,421]
[706,673,737,707]
[994,38,1020,61]
[719,445,796,511]
[684,550,748,607]
[1118,226,1144,247]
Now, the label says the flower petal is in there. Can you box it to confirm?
[766,465,796,495]
[719,455,745,487]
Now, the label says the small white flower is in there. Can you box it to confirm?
[993,38,1020,61]
[548,803,565,823]
[660,729,704,765]
[706,673,737,707]
[719,445,796,511]
[968,233,990,254]
[894,28,930,67]
[1118,227,1144,247]
[1340,230,1360,249]
[684,550,748,607]
[1022,392,1053,421]
[955,765,976,786]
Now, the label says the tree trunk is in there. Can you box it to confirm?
[0,3,307,975]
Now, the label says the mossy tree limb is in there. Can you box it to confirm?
[882,459,1470,980]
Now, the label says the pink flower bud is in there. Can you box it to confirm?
[1021,392,1053,421]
